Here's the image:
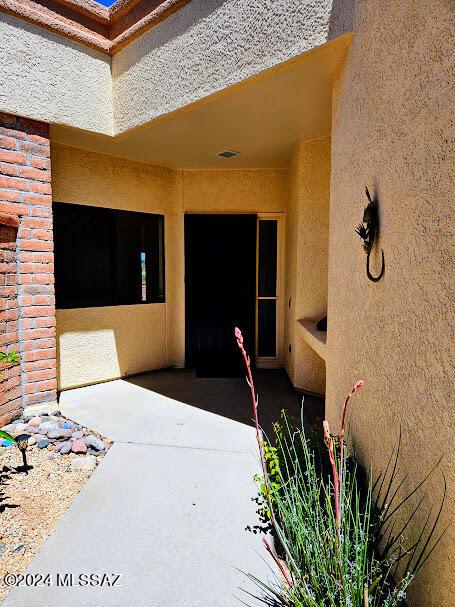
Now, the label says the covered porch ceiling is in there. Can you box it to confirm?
[51,37,349,169]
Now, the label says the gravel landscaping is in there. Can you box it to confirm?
[0,412,112,602]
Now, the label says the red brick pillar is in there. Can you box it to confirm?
[0,213,21,424]
[0,112,56,422]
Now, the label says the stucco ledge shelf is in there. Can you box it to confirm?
[297,319,327,362]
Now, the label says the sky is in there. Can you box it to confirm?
[93,0,117,6]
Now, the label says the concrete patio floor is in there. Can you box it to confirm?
[4,369,322,607]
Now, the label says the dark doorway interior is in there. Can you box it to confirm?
[185,214,257,377]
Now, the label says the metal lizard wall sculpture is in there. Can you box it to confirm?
[355,187,385,282]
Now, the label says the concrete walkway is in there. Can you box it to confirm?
[3,378,280,607]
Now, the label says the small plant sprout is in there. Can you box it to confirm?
[0,350,20,379]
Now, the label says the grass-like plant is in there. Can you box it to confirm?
[234,327,445,607]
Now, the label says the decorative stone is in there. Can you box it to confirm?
[28,416,42,427]
[37,439,50,449]
[71,455,96,472]
[28,436,37,446]
[38,421,58,435]
[52,410,62,416]
[59,441,72,455]
[33,433,46,442]
[25,426,38,434]
[60,421,72,429]
[71,440,87,454]
[1,424,16,434]
[47,429,73,440]
[85,435,105,451]
[11,423,28,436]
[71,430,84,440]
[22,416,32,423]
[39,412,50,417]
[1,439,13,447]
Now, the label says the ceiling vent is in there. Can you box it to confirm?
[216,150,240,158]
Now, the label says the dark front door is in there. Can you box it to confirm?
[185,214,256,376]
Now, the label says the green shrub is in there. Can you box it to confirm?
[235,327,445,607]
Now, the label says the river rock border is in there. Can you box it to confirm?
[1,412,112,472]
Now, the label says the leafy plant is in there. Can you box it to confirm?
[234,327,446,607]
[0,350,20,379]
[0,430,16,443]
[250,415,325,539]
[0,351,20,444]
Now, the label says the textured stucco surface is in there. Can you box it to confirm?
[112,0,353,133]
[0,14,113,134]
[0,1,352,136]
[326,2,454,605]
[52,144,287,389]
[57,305,167,388]
[284,138,330,394]
[182,169,286,213]
[51,144,177,389]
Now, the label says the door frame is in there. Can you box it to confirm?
[255,212,286,368]
[183,211,285,369]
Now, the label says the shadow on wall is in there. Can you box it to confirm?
[328,0,355,41]
[57,307,168,390]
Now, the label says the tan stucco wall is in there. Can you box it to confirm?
[326,2,454,606]
[57,305,167,388]
[112,0,354,133]
[182,169,286,213]
[51,144,286,389]
[0,2,353,136]
[51,144,179,389]
[285,138,330,394]
[0,14,113,134]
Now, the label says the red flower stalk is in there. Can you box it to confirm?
[263,537,293,587]
[338,380,364,509]
[235,327,292,588]
[323,380,364,544]
[235,327,268,483]
[323,420,341,537]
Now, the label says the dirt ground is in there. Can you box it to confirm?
[0,444,105,602]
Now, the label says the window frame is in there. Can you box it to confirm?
[53,202,165,310]
[255,213,285,368]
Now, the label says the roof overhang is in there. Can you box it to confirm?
[52,35,351,169]
[0,0,191,54]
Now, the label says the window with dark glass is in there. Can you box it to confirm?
[53,202,165,309]
[257,219,278,357]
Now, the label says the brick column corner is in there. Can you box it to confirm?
[0,111,56,423]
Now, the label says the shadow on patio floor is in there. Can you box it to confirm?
[126,368,324,439]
